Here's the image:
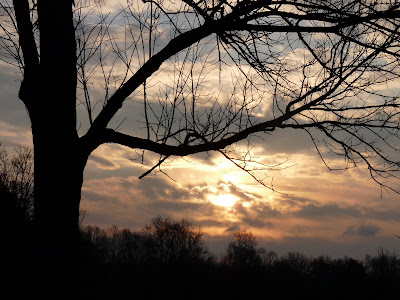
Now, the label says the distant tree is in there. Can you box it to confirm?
[0,164,31,240]
[260,249,279,266]
[101,224,147,264]
[224,230,263,266]
[106,224,122,263]
[142,216,210,264]
[78,208,89,229]
[0,142,34,289]
[279,251,310,274]
[0,142,34,221]
[117,228,148,265]
[80,225,109,260]
[365,249,400,281]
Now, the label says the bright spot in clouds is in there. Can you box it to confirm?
[209,194,238,208]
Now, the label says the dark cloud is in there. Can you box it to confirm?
[249,128,315,155]
[83,190,118,204]
[0,135,31,148]
[185,152,218,167]
[196,218,226,228]
[145,199,213,216]
[241,217,275,229]
[227,183,259,202]
[343,224,382,237]
[137,176,190,201]
[0,64,31,130]
[225,224,241,233]
[363,207,400,222]
[224,198,280,230]
[294,203,363,219]
[89,154,119,169]
[289,225,311,235]
[276,194,315,209]
[280,196,400,224]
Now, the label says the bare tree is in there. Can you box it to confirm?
[1,0,400,294]
[0,142,34,279]
[142,216,209,264]
[224,230,263,265]
[0,142,34,220]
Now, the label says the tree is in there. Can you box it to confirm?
[142,216,209,264]
[364,248,400,282]
[0,142,34,221]
[0,143,34,295]
[1,0,400,294]
[224,230,263,265]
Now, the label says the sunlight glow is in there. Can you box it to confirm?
[209,194,238,207]
[222,173,242,184]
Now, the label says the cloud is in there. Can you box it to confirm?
[225,224,241,233]
[294,203,363,219]
[0,63,32,146]
[89,153,120,170]
[82,173,285,238]
[250,128,316,155]
[0,121,32,147]
[82,175,219,227]
[343,224,382,237]
[363,207,400,222]
[227,183,259,202]
[77,164,400,259]
[0,63,30,124]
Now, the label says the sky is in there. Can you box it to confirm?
[1,0,400,259]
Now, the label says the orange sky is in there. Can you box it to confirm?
[75,131,400,258]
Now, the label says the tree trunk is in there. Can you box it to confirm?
[33,138,89,298]
[28,1,87,297]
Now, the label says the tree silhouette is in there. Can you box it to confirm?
[224,230,263,265]
[80,218,209,266]
[0,143,34,297]
[0,142,34,221]
[1,0,400,294]
[142,216,210,264]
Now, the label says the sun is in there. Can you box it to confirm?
[209,194,238,208]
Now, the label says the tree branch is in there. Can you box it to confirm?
[13,0,39,108]
[86,21,217,138]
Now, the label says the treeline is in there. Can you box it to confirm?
[80,217,211,266]
[76,218,400,299]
